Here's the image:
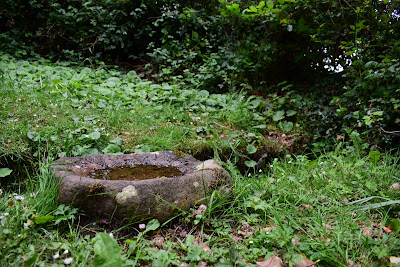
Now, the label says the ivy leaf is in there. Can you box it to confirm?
[0,168,13,177]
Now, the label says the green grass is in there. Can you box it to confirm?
[1,55,400,266]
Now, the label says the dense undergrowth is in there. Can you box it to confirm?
[1,56,400,266]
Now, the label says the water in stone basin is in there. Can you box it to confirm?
[88,165,183,181]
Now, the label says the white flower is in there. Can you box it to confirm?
[0,216,4,220]
[320,162,324,165]
[63,249,69,254]
[63,258,73,265]
[287,25,293,32]
[139,224,146,230]
[249,240,254,244]
[30,192,36,198]
[259,169,262,173]
[24,220,32,228]
[269,165,273,168]
[322,171,326,175]
[109,232,114,239]
[288,161,292,164]
[3,213,9,216]
[53,253,60,259]
[248,173,251,177]
[0,189,2,195]
[15,195,24,200]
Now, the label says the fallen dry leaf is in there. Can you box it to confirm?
[202,243,210,252]
[240,222,256,236]
[261,226,273,232]
[383,225,393,234]
[322,223,334,230]
[198,261,207,267]
[232,235,243,243]
[256,255,283,267]
[191,204,207,217]
[303,204,313,210]
[390,183,399,190]
[362,227,371,237]
[347,259,362,267]
[151,236,165,248]
[294,255,319,267]
[291,237,301,245]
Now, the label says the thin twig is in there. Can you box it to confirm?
[381,127,400,134]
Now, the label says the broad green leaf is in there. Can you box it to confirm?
[389,218,400,233]
[23,252,38,267]
[369,150,380,164]
[0,168,13,177]
[34,215,55,224]
[286,110,297,116]
[51,78,62,84]
[192,31,199,40]
[102,144,122,155]
[266,1,274,9]
[145,219,160,231]
[279,121,293,132]
[246,144,257,154]
[89,131,101,140]
[110,137,123,146]
[245,160,257,168]
[272,110,285,121]
[92,233,122,267]
[27,131,40,142]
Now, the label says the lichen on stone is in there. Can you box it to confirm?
[115,185,138,204]
[88,182,105,194]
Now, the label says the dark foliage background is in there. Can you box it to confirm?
[1,0,399,149]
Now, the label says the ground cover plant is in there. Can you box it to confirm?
[1,56,400,266]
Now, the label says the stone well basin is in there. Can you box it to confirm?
[51,151,230,222]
